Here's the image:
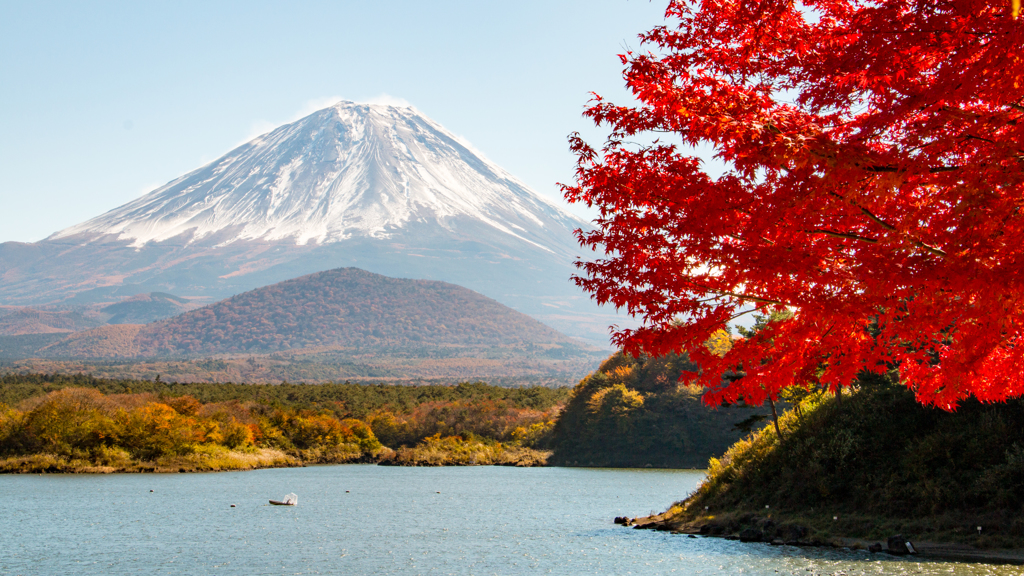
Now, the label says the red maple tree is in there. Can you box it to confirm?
[564,0,1024,410]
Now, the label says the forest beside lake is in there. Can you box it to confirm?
[0,358,764,473]
[0,374,567,471]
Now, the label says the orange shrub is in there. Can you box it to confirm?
[113,402,209,458]
[165,395,202,416]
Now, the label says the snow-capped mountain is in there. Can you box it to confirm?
[0,101,618,346]
[53,102,581,252]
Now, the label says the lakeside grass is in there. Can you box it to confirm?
[0,435,546,473]
[0,446,299,473]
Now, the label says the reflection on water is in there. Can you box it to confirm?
[0,466,1016,575]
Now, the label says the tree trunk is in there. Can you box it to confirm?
[768,397,783,441]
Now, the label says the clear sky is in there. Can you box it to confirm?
[0,0,670,243]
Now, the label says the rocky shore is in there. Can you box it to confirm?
[616,512,1024,565]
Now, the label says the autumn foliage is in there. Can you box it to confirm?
[548,351,772,467]
[565,0,1024,409]
[0,376,566,471]
[6,388,244,461]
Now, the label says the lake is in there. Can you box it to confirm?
[0,466,1015,575]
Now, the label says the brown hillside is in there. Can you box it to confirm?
[99,292,199,324]
[45,268,591,359]
[40,324,144,358]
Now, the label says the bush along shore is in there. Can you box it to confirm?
[0,376,560,472]
[619,372,1024,559]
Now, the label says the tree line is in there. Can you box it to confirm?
[0,374,568,471]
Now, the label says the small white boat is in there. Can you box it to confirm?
[269,493,298,506]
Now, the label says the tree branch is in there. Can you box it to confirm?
[806,229,879,243]
[857,205,898,231]
[678,280,791,307]
[712,289,789,306]
[826,192,949,258]
[859,206,948,256]
[865,165,962,173]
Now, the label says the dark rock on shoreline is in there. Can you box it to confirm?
[617,512,1024,564]
[738,528,763,542]
[887,535,917,555]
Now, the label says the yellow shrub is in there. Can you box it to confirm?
[510,420,554,447]
[587,384,644,416]
[24,388,112,455]
[0,405,25,449]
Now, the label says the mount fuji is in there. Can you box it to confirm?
[0,101,618,345]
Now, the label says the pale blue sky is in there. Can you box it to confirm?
[0,0,669,242]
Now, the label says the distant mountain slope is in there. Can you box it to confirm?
[40,268,591,359]
[100,292,197,325]
[41,324,144,358]
[0,101,620,346]
[0,333,67,360]
[0,308,102,336]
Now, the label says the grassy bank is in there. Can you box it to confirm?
[0,446,300,473]
[637,374,1024,549]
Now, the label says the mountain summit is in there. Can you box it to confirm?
[54,102,581,252]
[0,101,618,345]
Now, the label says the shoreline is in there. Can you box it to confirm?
[0,447,550,474]
[623,512,1024,565]
[15,451,1024,566]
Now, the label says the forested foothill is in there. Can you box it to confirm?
[636,374,1024,549]
[548,351,772,468]
[0,268,603,386]
[22,268,588,359]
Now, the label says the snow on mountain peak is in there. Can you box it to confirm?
[53,100,584,250]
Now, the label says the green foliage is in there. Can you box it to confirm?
[680,373,1024,544]
[548,351,773,468]
[0,373,569,418]
[735,310,794,340]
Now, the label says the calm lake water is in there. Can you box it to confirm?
[0,465,1016,575]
